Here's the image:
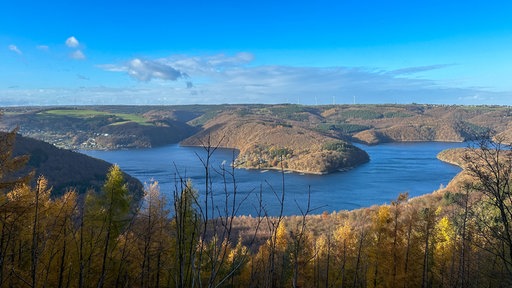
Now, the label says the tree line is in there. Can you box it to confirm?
[1,127,512,287]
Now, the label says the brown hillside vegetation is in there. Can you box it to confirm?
[6,104,512,149]
[3,104,512,175]
[181,110,369,174]
[4,104,512,150]
[2,132,512,287]
[348,105,507,144]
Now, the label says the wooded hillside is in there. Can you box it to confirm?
[3,104,512,175]
[10,132,144,199]
[1,127,512,287]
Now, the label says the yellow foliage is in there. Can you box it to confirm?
[434,216,455,266]
[275,221,288,251]
[334,222,352,243]
[436,216,455,248]
[375,205,391,226]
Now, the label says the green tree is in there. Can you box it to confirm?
[93,164,131,288]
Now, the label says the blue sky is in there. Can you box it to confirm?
[1,0,512,106]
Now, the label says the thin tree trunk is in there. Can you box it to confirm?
[373,233,380,288]
[58,223,67,288]
[0,215,7,285]
[97,190,114,288]
[31,179,41,288]
[422,215,430,288]
[341,239,346,288]
[325,236,330,288]
[392,210,399,287]
[78,206,85,288]
[353,230,364,288]
[459,192,468,288]
[404,217,413,288]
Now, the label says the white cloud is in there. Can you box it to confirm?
[8,44,22,55]
[103,58,187,82]
[71,50,86,60]
[101,53,254,82]
[96,53,512,105]
[65,36,79,48]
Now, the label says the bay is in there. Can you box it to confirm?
[81,142,466,216]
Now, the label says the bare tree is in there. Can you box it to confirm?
[464,136,512,282]
[171,135,260,288]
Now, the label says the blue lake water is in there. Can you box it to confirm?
[81,142,466,216]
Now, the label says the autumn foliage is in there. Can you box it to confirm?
[2,129,512,287]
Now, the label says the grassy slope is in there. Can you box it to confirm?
[1,107,198,149]
[39,109,153,126]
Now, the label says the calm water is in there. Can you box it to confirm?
[81,142,465,216]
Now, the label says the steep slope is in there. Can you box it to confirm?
[11,134,144,200]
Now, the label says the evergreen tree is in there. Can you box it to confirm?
[0,128,32,193]
[93,164,131,288]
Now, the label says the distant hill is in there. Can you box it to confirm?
[1,107,198,150]
[3,103,512,174]
[11,133,144,201]
[181,110,369,174]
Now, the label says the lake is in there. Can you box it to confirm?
[81,142,466,216]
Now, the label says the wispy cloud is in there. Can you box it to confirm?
[71,50,86,60]
[97,53,510,104]
[65,36,80,48]
[1,84,509,106]
[387,64,456,76]
[22,52,501,106]
[77,74,89,80]
[167,52,254,74]
[8,44,22,55]
[36,45,49,51]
